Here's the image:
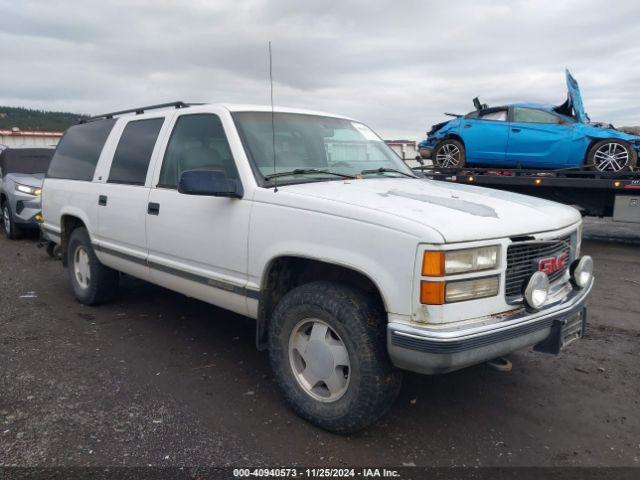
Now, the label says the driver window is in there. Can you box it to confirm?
[158,114,239,189]
[513,107,562,124]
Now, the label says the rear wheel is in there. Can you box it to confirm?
[587,139,637,172]
[2,202,22,240]
[433,139,466,168]
[268,281,402,434]
[67,227,119,305]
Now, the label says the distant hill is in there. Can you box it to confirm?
[0,106,88,132]
[620,126,640,135]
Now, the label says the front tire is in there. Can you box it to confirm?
[268,281,402,434]
[433,139,466,168]
[2,202,22,240]
[587,139,637,172]
[67,227,119,305]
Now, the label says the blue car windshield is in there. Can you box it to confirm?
[233,112,414,184]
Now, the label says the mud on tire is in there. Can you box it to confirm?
[268,281,402,434]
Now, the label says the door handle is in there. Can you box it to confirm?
[147,202,160,215]
[98,195,107,206]
[511,128,521,133]
[463,124,472,128]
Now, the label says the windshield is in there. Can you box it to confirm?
[233,112,414,185]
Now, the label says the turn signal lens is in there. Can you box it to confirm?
[422,252,444,276]
[420,281,445,305]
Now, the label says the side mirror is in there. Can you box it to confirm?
[178,170,242,198]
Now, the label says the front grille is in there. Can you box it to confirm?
[505,235,572,301]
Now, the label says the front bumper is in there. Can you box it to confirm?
[387,278,593,374]
[418,146,433,159]
[12,193,42,228]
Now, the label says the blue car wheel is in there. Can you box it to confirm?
[586,139,637,172]
[433,139,466,168]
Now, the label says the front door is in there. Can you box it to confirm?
[145,112,252,316]
[459,109,509,164]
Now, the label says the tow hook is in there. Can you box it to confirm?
[486,356,512,372]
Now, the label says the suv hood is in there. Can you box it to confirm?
[7,173,45,187]
[282,178,580,243]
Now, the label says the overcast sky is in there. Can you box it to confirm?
[1,0,639,139]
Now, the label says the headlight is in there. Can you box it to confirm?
[523,271,549,310]
[570,256,593,289]
[420,275,500,305]
[15,183,42,196]
[422,246,499,276]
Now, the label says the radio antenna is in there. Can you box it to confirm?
[269,41,278,193]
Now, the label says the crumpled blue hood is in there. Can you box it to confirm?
[566,69,589,123]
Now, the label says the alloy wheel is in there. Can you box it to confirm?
[288,318,351,402]
[3,206,10,236]
[594,143,629,171]
[435,143,461,167]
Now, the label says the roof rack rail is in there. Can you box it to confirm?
[82,101,201,123]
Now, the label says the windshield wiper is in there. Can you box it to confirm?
[264,168,356,180]
[360,167,416,178]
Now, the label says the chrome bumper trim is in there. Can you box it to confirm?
[387,279,593,374]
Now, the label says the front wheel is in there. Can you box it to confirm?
[433,139,466,168]
[67,227,119,305]
[268,281,402,434]
[587,139,637,172]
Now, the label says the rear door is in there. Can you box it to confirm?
[506,107,574,168]
[96,116,167,280]
[459,108,509,164]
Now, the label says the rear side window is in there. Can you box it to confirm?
[108,118,164,185]
[47,119,117,181]
[513,107,562,124]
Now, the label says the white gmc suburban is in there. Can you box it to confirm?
[42,102,594,433]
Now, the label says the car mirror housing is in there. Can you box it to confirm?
[178,170,242,198]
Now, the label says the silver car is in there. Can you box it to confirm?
[0,147,54,239]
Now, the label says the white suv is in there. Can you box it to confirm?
[42,101,594,433]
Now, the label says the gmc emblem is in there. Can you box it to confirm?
[538,252,568,275]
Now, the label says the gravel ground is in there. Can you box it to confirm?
[0,224,639,467]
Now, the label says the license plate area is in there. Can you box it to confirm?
[534,308,587,355]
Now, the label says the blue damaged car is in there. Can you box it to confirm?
[418,71,640,172]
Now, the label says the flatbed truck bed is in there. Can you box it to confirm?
[413,166,640,221]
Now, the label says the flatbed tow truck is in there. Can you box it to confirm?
[413,165,640,222]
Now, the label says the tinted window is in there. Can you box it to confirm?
[108,118,164,185]
[47,119,117,180]
[158,114,238,188]
[513,107,562,124]
[0,148,54,174]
